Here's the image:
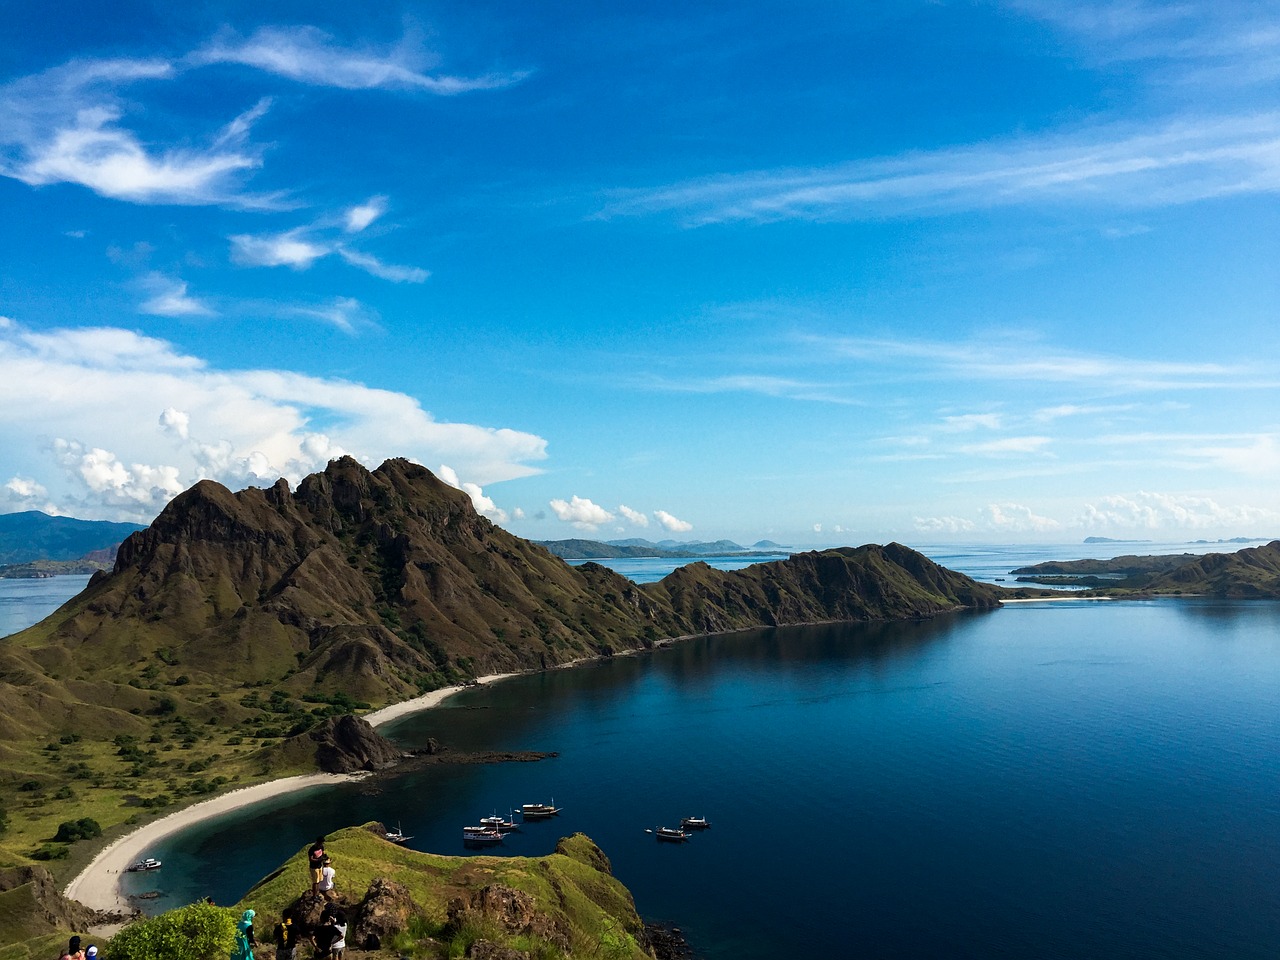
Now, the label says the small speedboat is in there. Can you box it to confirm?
[463,826,505,844]
[520,801,561,819]
[680,816,711,830]
[654,826,690,843]
[127,857,162,871]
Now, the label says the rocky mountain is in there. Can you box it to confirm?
[0,511,142,565]
[0,458,1002,744]
[1012,541,1280,596]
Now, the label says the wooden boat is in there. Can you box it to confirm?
[654,826,690,842]
[127,857,162,871]
[384,822,412,843]
[520,801,561,820]
[680,816,711,830]
[480,811,519,832]
[462,826,505,844]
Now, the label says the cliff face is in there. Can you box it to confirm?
[2,458,1000,734]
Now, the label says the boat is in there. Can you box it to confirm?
[384,822,413,843]
[480,811,519,832]
[127,857,162,871]
[462,826,505,844]
[680,816,711,830]
[654,826,690,842]
[519,801,561,820]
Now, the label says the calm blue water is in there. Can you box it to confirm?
[0,574,90,638]
[127,597,1280,960]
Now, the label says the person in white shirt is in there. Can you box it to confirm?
[318,856,336,898]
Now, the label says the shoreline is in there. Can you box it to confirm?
[64,671,521,915]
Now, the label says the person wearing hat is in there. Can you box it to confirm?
[231,908,256,960]
[85,947,98,960]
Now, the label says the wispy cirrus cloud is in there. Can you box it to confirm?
[231,221,429,284]
[336,248,429,283]
[0,59,272,205]
[604,113,1280,225]
[192,25,529,94]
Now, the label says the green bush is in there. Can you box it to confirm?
[30,843,69,861]
[54,817,102,842]
[108,901,236,960]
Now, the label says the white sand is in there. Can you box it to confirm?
[64,672,520,914]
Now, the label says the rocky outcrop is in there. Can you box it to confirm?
[308,715,403,773]
[447,884,571,955]
[352,877,421,950]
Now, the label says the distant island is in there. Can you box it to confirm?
[1082,536,1152,544]
[0,510,142,565]
[1014,541,1280,596]
[536,536,790,560]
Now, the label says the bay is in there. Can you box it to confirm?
[0,574,91,639]
[130,595,1280,960]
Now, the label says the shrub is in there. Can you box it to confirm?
[54,817,102,842]
[108,900,236,960]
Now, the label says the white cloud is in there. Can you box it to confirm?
[345,196,387,233]
[138,273,215,317]
[230,229,329,269]
[941,413,1002,432]
[913,515,978,534]
[438,464,508,523]
[549,495,614,529]
[4,476,58,514]
[617,504,649,527]
[1078,491,1276,531]
[812,523,822,533]
[282,297,373,335]
[193,25,529,94]
[159,407,190,440]
[337,248,429,283]
[0,319,547,521]
[985,503,1063,532]
[0,59,269,206]
[606,113,1280,225]
[962,436,1053,455]
[655,509,693,533]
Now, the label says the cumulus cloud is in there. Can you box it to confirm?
[0,318,547,521]
[192,25,529,94]
[1078,491,1276,531]
[138,273,215,317]
[549,495,614,529]
[4,476,57,513]
[914,515,978,534]
[654,509,693,533]
[985,502,1063,532]
[438,463,508,523]
[617,504,649,527]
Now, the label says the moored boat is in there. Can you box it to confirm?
[384,822,412,843]
[462,826,505,844]
[680,816,711,830]
[520,801,561,819]
[480,811,519,832]
[654,826,690,842]
[127,857,162,871]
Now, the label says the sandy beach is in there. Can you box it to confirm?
[65,672,520,915]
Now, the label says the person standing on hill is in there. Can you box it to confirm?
[307,837,326,893]
[59,936,85,960]
[273,909,299,960]
[231,908,256,960]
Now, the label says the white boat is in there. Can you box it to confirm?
[480,811,519,832]
[680,816,711,830]
[654,826,690,843]
[127,857,162,871]
[463,826,505,844]
[384,822,412,843]
[519,801,561,819]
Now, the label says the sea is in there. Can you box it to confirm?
[4,542,1278,959]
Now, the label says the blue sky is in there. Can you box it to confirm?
[1,0,1278,545]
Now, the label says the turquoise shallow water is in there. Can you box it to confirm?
[127,597,1280,959]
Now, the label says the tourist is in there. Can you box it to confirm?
[326,910,347,960]
[231,908,256,960]
[85,948,97,960]
[307,837,326,893]
[273,909,299,960]
[318,856,336,899]
[60,936,85,960]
